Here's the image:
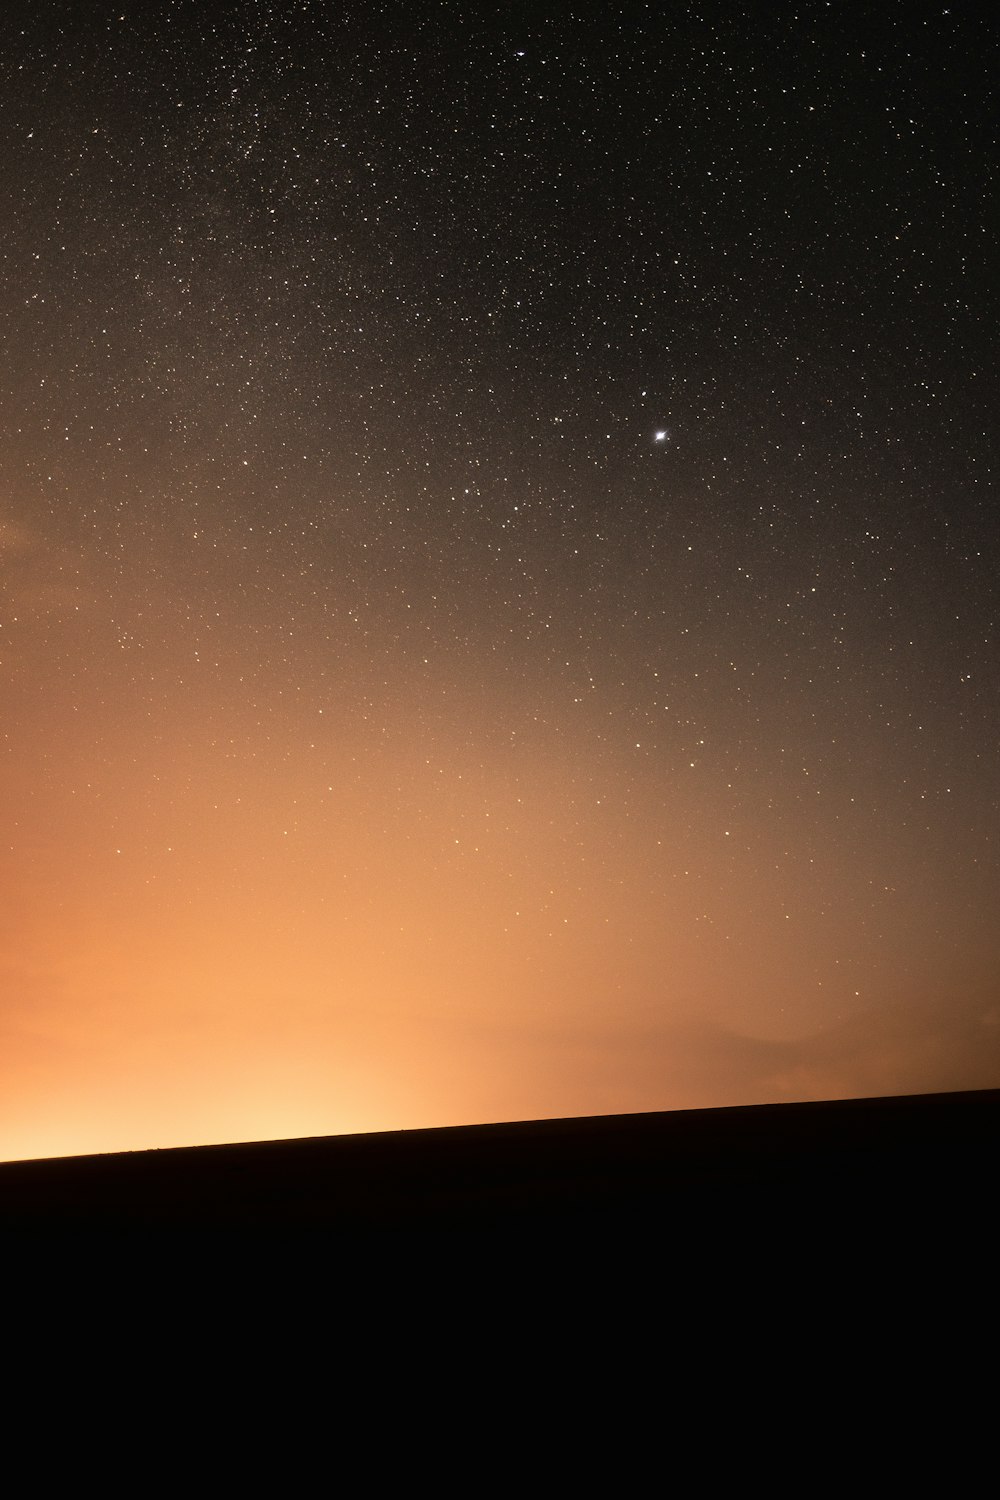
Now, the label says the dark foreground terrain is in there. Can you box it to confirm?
[0,1088,996,1237]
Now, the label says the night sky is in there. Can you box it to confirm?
[2,1,997,1160]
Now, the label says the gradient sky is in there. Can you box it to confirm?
[2,1,997,1160]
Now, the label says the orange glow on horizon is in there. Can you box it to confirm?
[2,6,997,1161]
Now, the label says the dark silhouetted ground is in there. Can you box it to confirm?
[1,1089,995,1239]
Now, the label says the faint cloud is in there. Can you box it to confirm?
[488,990,1000,1119]
[0,517,34,554]
[759,994,1000,1103]
[612,992,1000,1110]
[0,515,95,617]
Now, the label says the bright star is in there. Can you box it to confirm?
[654,429,670,443]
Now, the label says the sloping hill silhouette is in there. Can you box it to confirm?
[1,1089,995,1236]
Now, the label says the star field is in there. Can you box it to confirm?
[1,2,997,1158]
